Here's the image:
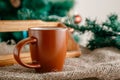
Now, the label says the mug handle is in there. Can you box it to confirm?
[13,37,40,68]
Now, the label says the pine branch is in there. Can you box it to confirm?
[64,14,120,50]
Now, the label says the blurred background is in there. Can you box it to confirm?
[0,0,120,50]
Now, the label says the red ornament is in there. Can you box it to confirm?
[74,15,82,24]
[10,0,21,8]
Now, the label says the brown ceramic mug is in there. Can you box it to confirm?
[13,27,68,73]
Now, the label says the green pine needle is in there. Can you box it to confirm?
[64,14,120,50]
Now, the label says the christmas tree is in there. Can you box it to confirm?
[0,0,74,43]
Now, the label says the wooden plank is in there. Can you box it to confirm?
[0,52,31,67]
[0,51,81,67]
[0,20,59,32]
[0,20,80,56]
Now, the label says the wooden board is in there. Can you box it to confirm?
[0,20,59,32]
[0,20,80,51]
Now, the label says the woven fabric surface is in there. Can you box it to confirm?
[0,47,120,80]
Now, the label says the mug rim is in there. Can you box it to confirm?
[29,27,67,30]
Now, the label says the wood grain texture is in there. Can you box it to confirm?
[0,20,59,32]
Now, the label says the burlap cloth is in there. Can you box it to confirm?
[0,44,120,80]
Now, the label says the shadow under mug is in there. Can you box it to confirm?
[13,27,68,73]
